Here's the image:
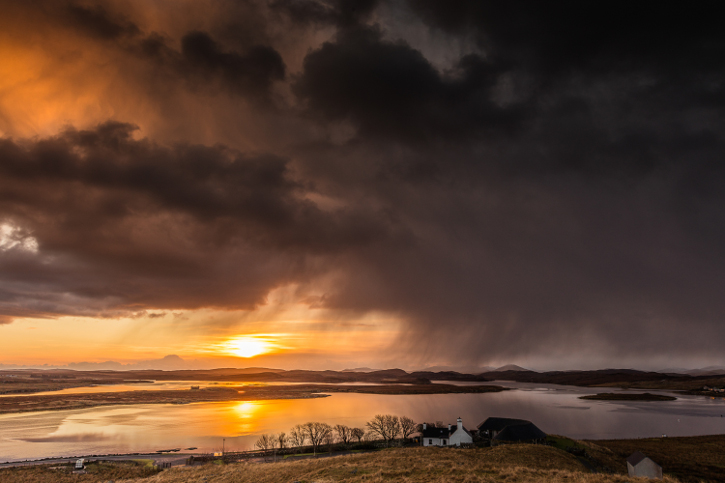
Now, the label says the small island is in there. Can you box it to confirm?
[579,392,676,401]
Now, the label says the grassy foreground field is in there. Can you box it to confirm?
[0,460,159,482]
[589,435,725,482]
[0,446,683,483]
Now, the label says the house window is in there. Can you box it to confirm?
[442,440,447,445]
[428,439,432,445]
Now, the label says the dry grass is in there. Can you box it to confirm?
[589,435,725,483]
[12,440,723,482]
[0,461,159,482]
[112,446,680,483]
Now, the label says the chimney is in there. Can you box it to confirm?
[457,417,463,431]
[448,423,452,432]
[423,422,427,430]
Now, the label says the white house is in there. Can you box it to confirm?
[421,418,473,447]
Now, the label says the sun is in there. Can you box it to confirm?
[224,336,272,358]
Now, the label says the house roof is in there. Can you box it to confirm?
[626,451,651,466]
[422,426,450,438]
[477,417,530,432]
[422,424,472,439]
[450,426,472,438]
[492,422,547,441]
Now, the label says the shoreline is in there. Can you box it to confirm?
[0,384,507,415]
[579,392,677,401]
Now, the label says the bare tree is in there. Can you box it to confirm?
[351,427,365,443]
[277,432,288,450]
[366,414,401,446]
[399,416,416,440]
[254,434,275,461]
[324,429,335,447]
[299,422,333,456]
[335,424,353,445]
[435,420,445,428]
[289,425,306,450]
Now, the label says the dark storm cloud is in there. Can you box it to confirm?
[2,0,725,367]
[179,31,285,100]
[406,1,725,75]
[294,26,525,143]
[3,0,287,103]
[64,3,141,40]
[0,122,396,318]
[125,29,287,103]
[285,0,725,364]
[271,0,380,28]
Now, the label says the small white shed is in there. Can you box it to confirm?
[627,452,662,479]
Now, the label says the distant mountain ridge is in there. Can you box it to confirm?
[477,368,699,387]
[5,358,725,387]
[658,366,725,376]
[489,364,533,372]
[420,365,496,374]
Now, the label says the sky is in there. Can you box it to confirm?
[0,0,723,372]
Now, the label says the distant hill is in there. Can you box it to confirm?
[658,367,690,375]
[658,366,725,377]
[409,370,490,382]
[491,364,533,372]
[368,369,409,377]
[419,365,496,373]
[9,365,722,390]
[341,367,376,372]
[479,368,687,387]
[685,366,725,376]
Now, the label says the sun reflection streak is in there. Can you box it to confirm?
[234,401,258,417]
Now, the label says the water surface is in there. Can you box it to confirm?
[0,380,387,397]
[1,381,724,462]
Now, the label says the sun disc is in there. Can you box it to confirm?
[226,336,270,358]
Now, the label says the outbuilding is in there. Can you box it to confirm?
[477,417,530,438]
[491,422,547,445]
[626,452,662,479]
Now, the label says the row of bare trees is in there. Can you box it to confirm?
[366,415,416,446]
[254,414,417,457]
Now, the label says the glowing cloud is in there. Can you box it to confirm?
[0,223,38,253]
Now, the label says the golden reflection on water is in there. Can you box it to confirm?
[2,388,725,461]
[230,401,263,434]
[235,401,257,416]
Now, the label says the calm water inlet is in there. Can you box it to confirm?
[1,381,724,462]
